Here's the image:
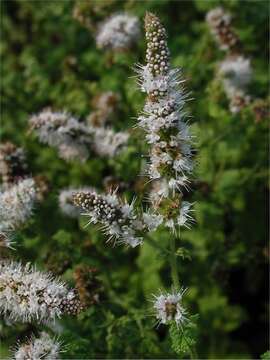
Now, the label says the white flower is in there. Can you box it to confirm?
[177,201,194,228]
[14,332,60,360]
[219,56,252,96]
[73,190,162,247]
[0,261,81,323]
[92,127,129,157]
[153,288,187,326]
[0,178,36,233]
[206,7,238,51]
[136,13,194,223]
[143,212,163,231]
[96,13,140,51]
[29,109,93,162]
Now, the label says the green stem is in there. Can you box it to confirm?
[169,235,179,289]
[145,235,171,255]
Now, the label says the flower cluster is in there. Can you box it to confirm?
[29,108,93,162]
[73,190,163,247]
[0,178,36,234]
[206,7,240,52]
[96,13,140,51]
[153,289,187,326]
[14,332,60,360]
[206,8,252,113]
[92,127,129,157]
[0,142,28,188]
[29,108,129,161]
[136,12,194,230]
[0,261,82,323]
[218,55,252,113]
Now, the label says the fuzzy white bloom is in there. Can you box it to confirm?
[206,7,239,51]
[0,178,36,233]
[29,109,93,162]
[218,56,252,96]
[14,332,60,360]
[153,288,187,326]
[92,127,129,157]
[73,190,162,247]
[96,13,140,51]
[0,261,82,323]
[136,13,195,230]
[59,187,93,218]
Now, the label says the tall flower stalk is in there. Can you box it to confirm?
[136,13,195,290]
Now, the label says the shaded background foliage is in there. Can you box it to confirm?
[1,0,268,358]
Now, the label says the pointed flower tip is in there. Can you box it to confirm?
[144,12,160,28]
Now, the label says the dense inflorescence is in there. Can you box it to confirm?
[0,178,36,234]
[96,13,141,51]
[14,332,60,360]
[73,190,163,247]
[153,289,187,326]
[206,7,240,52]
[206,7,253,113]
[0,142,28,188]
[29,109,93,162]
[136,12,194,230]
[92,127,129,157]
[29,108,129,161]
[218,55,252,113]
[0,261,82,323]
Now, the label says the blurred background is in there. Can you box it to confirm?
[1,0,269,358]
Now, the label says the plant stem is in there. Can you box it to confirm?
[145,235,171,255]
[169,235,179,289]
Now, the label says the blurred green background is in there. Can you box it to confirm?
[1,0,268,358]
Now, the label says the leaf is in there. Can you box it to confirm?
[169,314,199,356]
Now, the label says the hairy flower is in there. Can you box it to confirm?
[0,178,36,233]
[14,332,60,360]
[218,56,252,95]
[29,108,129,161]
[0,261,82,323]
[153,289,187,326]
[92,127,129,157]
[96,13,140,51]
[29,108,93,162]
[218,56,252,113]
[73,190,162,247]
[206,7,240,52]
[0,142,28,188]
[136,13,194,230]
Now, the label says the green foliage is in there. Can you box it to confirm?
[261,351,270,360]
[169,315,199,358]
